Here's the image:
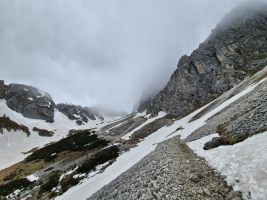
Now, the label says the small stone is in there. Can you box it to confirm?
[189,174,200,183]
[197,189,204,194]
[203,188,211,196]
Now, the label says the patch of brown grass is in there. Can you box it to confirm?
[0,160,46,185]
[0,147,101,185]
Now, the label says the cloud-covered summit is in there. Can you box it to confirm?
[0,0,261,112]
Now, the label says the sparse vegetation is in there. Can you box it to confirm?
[39,172,60,194]
[77,146,119,174]
[33,127,54,137]
[0,115,30,136]
[2,172,17,182]
[25,130,109,162]
[0,178,32,196]
[60,176,79,192]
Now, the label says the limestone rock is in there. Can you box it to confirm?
[57,103,104,125]
[138,2,267,117]
[0,82,55,122]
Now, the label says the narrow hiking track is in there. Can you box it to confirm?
[88,136,242,200]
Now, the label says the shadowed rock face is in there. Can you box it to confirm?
[57,103,104,125]
[0,81,104,124]
[139,2,267,117]
[0,82,55,122]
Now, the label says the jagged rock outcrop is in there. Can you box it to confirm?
[139,2,267,117]
[0,80,106,124]
[57,103,104,125]
[0,81,55,122]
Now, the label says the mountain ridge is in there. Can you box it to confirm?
[138,1,267,117]
[0,80,107,124]
[0,2,266,200]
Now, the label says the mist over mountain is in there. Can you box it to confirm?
[0,0,260,112]
[138,1,267,116]
[0,1,267,200]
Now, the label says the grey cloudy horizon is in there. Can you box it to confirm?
[0,0,262,112]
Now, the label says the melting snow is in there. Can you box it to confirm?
[188,132,267,200]
[122,111,166,140]
[73,114,82,119]
[27,174,39,182]
[0,100,107,170]
[56,77,266,200]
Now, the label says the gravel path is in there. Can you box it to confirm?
[88,136,242,200]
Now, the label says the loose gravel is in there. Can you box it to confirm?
[88,136,242,200]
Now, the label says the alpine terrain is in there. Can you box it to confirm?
[0,1,266,200]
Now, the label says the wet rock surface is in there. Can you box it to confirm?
[89,137,242,200]
[139,2,267,118]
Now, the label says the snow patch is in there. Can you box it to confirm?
[188,132,267,200]
[27,174,39,182]
[56,77,266,200]
[133,111,146,118]
[0,100,105,170]
[73,114,82,119]
[122,111,166,140]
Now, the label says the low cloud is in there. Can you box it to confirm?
[0,0,262,112]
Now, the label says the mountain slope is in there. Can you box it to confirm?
[138,2,267,117]
[56,103,104,125]
[0,81,56,122]
[0,2,266,200]
[0,82,120,170]
[55,67,266,200]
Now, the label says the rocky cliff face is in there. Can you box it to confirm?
[138,2,267,117]
[57,103,104,125]
[0,81,105,124]
[0,81,56,122]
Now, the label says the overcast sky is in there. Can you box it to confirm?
[0,0,262,112]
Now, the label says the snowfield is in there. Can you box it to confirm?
[188,132,267,200]
[0,100,107,170]
[56,77,266,200]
